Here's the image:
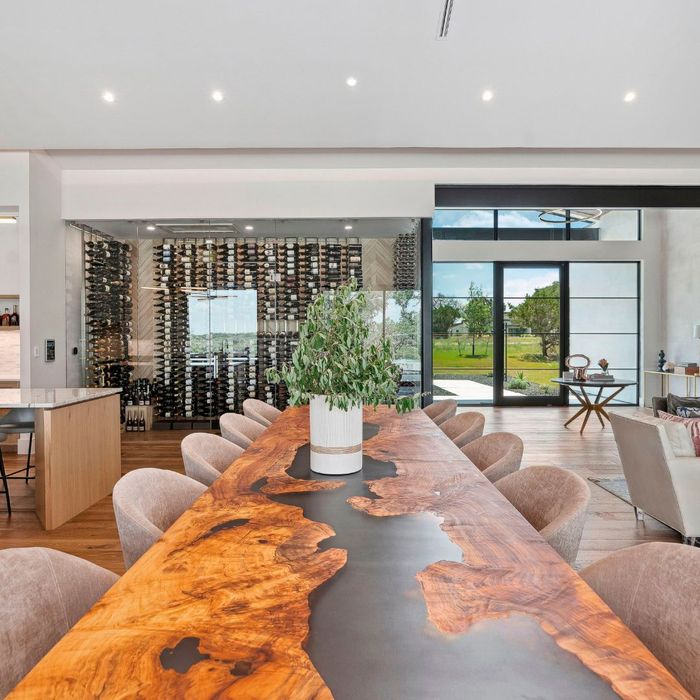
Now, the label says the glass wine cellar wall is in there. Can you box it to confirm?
[77,219,421,428]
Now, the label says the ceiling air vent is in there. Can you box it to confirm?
[437,0,455,39]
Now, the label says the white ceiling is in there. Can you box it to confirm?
[2,0,700,150]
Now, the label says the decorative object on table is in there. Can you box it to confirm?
[598,358,609,375]
[657,350,666,372]
[551,377,637,434]
[562,370,574,381]
[564,354,591,382]
[266,280,416,475]
[590,358,614,382]
[664,360,675,372]
[673,362,699,376]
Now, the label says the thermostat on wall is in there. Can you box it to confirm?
[45,339,56,362]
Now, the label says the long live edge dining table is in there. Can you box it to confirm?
[10,406,690,699]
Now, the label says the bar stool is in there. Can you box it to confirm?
[0,408,36,485]
[0,432,10,514]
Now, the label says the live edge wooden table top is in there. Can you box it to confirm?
[12,407,688,699]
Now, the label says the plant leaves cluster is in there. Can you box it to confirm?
[266,280,416,413]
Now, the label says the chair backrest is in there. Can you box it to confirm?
[423,400,457,426]
[181,432,243,486]
[610,412,684,532]
[0,547,117,697]
[439,411,485,448]
[495,465,590,564]
[243,399,281,427]
[219,412,266,449]
[112,468,206,569]
[581,542,700,698]
[461,432,523,483]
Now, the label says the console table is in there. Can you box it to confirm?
[0,388,121,529]
[551,378,638,434]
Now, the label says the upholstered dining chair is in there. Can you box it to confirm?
[112,468,206,569]
[243,399,282,427]
[439,411,485,448]
[580,542,700,698]
[495,465,590,565]
[181,433,243,486]
[0,547,118,697]
[461,432,524,483]
[423,399,457,426]
[219,412,266,450]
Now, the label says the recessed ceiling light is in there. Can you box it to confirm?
[481,89,494,102]
[623,91,637,103]
[101,90,115,103]
[344,224,353,231]
[146,225,156,231]
[346,76,358,88]
[244,225,254,231]
[211,90,224,102]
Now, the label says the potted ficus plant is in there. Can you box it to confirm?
[266,280,415,475]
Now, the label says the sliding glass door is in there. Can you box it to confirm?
[494,263,567,406]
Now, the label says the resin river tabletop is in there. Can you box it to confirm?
[11,407,689,699]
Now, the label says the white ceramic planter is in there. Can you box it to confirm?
[309,394,363,475]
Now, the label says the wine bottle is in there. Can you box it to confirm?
[139,412,146,432]
[0,308,10,326]
[9,305,19,326]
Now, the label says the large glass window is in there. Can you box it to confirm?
[433,209,641,241]
[569,262,639,404]
[432,263,494,403]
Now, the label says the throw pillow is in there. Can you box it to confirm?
[658,410,700,457]
[676,406,700,418]
[666,393,700,415]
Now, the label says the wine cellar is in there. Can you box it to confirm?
[80,221,420,428]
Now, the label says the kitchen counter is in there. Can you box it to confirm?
[0,387,121,409]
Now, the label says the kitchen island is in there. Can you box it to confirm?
[0,388,121,530]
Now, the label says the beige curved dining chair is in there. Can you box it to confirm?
[243,399,282,427]
[495,465,590,565]
[181,433,243,486]
[423,399,457,426]
[113,468,206,569]
[461,432,524,483]
[439,411,485,448]
[0,547,118,697]
[581,542,700,698]
[219,412,266,449]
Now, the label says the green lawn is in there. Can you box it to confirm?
[433,334,559,388]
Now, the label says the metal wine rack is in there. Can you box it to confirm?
[83,230,134,422]
[151,236,363,423]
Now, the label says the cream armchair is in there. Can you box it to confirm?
[610,412,700,545]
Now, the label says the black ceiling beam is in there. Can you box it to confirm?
[435,185,700,209]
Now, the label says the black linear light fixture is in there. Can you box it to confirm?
[437,0,455,38]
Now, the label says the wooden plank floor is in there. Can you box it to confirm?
[0,406,678,575]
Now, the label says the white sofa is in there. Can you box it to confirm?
[610,412,700,545]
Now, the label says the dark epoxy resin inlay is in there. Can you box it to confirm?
[257,421,620,700]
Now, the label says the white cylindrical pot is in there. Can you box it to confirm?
[309,395,363,475]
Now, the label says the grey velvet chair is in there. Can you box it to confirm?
[423,399,457,426]
[243,399,281,427]
[581,542,700,698]
[112,468,206,569]
[219,412,266,449]
[0,547,118,697]
[181,432,243,486]
[461,432,524,483]
[495,465,590,565]
[439,411,485,448]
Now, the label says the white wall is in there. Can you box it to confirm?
[27,152,67,388]
[660,210,700,365]
[0,222,19,295]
